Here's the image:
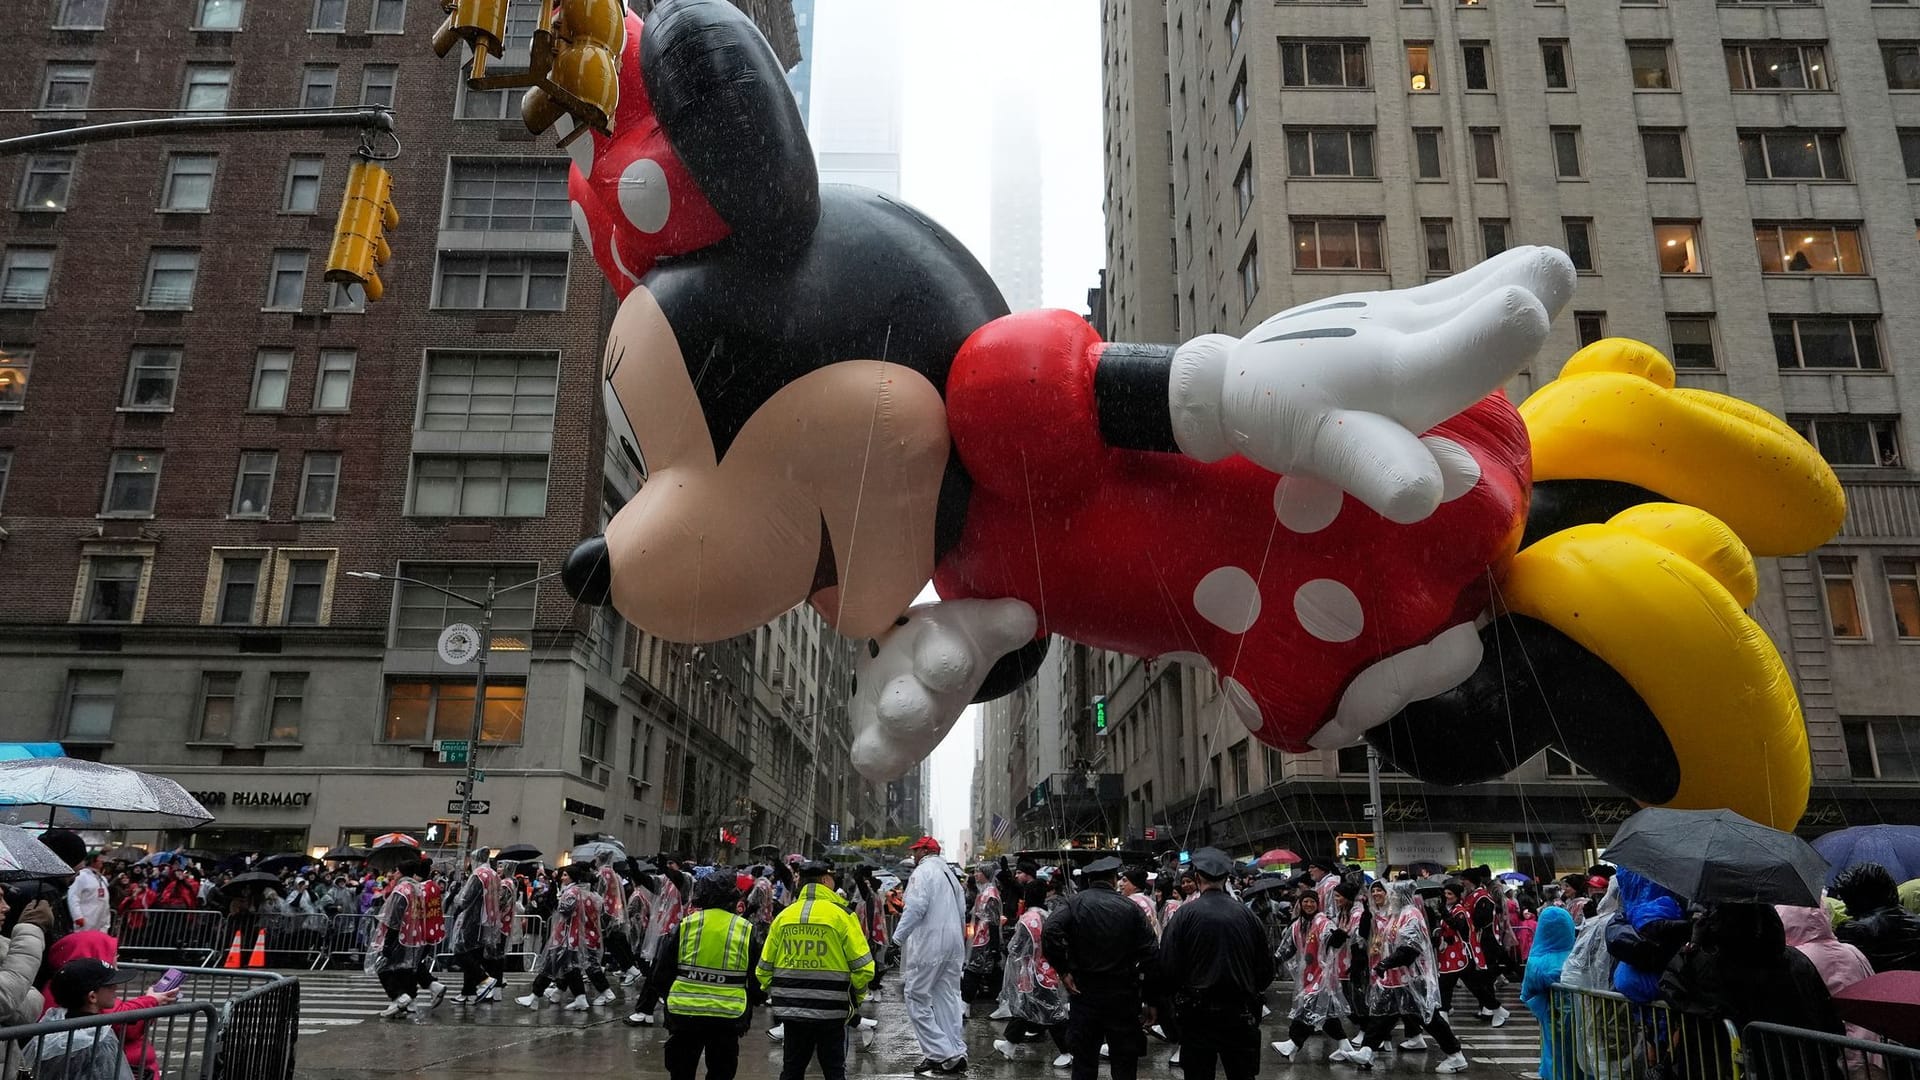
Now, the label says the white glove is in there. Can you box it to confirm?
[1170,245,1575,524]
[849,598,1039,781]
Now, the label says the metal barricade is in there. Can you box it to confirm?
[505,914,545,972]
[1743,1021,1920,1080]
[320,912,380,970]
[1550,984,1744,1080]
[115,907,229,968]
[249,911,336,971]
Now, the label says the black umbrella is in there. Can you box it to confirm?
[1408,861,1448,877]
[254,852,313,875]
[224,871,284,890]
[823,844,865,860]
[750,843,781,857]
[1603,807,1828,907]
[1242,876,1289,898]
[322,846,369,862]
[1414,880,1448,897]
[495,843,543,862]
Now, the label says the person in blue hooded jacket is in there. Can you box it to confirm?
[1604,868,1689,1004]
[1521,906,1576,1079]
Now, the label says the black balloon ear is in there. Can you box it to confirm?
[641,0,819,252]
[563,535,614,607]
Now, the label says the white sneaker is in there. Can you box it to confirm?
[1169,1047,1181,1067]
[621,967,645,987]
[543,986,562,1003]
[1099,1044,1110,1059]
[515,994,539,1008]
[416,982,447,1011]
[858,1023,876,1050]
[563,994,591,1011]
[1345,1045,1375,1069]
[1261,1004,1273,1018]
[453,994,477,1006]
[769,1024,785,1041]
[1399,1036,1427,1051]
[993,1039,1016,1061]
[626,1011,655,1026]
[1052,1054,1074,1068]
[1150,1024,1168,1040]
[1271,1040,1297,1057]
[591,989,617,1007]
[1437,1052,1470,1073]
[378,995,411,1017]
[1330,1040,1357,1063]
[1491,1006,1509,1028]
[475,977,498,1002]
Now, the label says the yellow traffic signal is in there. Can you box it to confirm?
[432,0,511,80]
[446,0,624,146]
[325,158,399,304]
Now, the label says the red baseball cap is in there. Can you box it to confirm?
[910,836,941,854]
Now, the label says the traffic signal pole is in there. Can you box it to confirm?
[1366,744,1388,870]
[458,576,497,859]
[0,107,393,155]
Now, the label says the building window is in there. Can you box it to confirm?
[263,249,307,310]
[1229,72,1247,131]
[122,347,180,410]
[419,350,557,431]
[1293,218,1384,271]
[1229,741,1250,796]
[1793,416,1902,468]
[1,249,53,307]
[1629,42,1674,89]
[215,554,262,624]
[445,159,571,232]
[311,0,346,31]
[196,673,239,741]
[392,563,539,650]
[1481,219,1509,258]
[250,349,291,411]
[1642,129,1690,179]
[369,0,406,33]
[1887,44,1920,89]
[326,281,366,313]
[1471,129,1501,179]
[1726,43,1829,91]
[409,455,549,516]
[41,63,94,111]
[1423,219,1453,273]
[1234,155,1254,219]
[1654,223,1703,274]
[181,64,233,112]
[85,556,144,622]
[283,156,323,213]
[63,671,119,740]
[18,154,75,211]
[1407,42,1434,91]
[1887,558,1920,640]
[1413,128,1444,179]
[54,0,109,29]
[1541,40,1571,89]
[1462,42,1492,90]
[1740,131,1847,180]
[457,76,512,120]
[1285,128,1375,178]
[230,451,276,518]
[142,249,199,308]
[300,65,337,109]
[432,252,568,311]
[1238,240,1260,308]
[1773,317,1883,371]
[582,693,613,763]
[160,153,215,212]
[1823,556,1867,639]
[268,673,305,741]
[1667,316,1717,369]
[1563,219,1595,271]
[195,0,243,30]
[102,450,161,517]
[1754,224,1865,275]
[360,64,398,108]
[283,557,330,625]
[1847,717,1920,780]
[1,347,32,409]
[315,349,355,411]
[1280,40,1370,88]
[384,679,527,744]
[296,451,340,518]
[1225,0,1241,48]
[1575,312,1607,347]
[1551,127,1582,178]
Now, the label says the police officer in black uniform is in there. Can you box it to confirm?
[1155,848,1275,1080]
[1041,856,1157,1080]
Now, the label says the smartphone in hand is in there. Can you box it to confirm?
[151,968,185,994]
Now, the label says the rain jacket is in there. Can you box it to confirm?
[999,906,1069,1026]
[1560,876,1620,992]
[38,932,164,1079]
[1277,909,1350,1025]
[894,855,968,1062]
[0,922,45,1027]
[67,867,110,934]
[1834,899,1920,973]
[1780,905,1878,1046]
[18,1007,133,1080]
[1659,902,1843,1034]
[1365,882,1440,1022]
[365,877,443,976]
[1521,906,1576,1080]
[1606,867,1688,1003]
[536,883,606,979]
[757,883,872,1022]
[445,865,513,956]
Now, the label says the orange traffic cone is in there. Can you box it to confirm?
[246,928,268,968]
[222,931,244,969]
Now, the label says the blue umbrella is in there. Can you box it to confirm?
[1812,825,1920,885]
[1498,871,1531,883]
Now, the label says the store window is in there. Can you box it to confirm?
[383,679,526,744]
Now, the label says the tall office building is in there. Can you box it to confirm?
[0,0,891,861]
[808,0,904,196]
[990,74,1045,311]
[1083,0,1920,869]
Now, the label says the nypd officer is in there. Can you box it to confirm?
[1156,847,1275,1080]
[645,868,765,1080]
[1042,855,1158,1080]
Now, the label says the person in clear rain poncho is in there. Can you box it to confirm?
[1347,881,1469,1072]
[445,848,515,1006]
[993,880,1073,1065]
[367,858,449,1018]
[893,836,968,1074]
[517,862,611,1012]
[1270,888,1359,1062]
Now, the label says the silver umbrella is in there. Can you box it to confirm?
[569,840,625,863]
[0,758,213,829]
[0,823,77,881]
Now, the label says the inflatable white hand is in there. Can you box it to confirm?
[1170,245,1576,524]
[849,598,1039,781]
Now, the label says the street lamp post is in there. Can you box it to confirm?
[345,568,558,859]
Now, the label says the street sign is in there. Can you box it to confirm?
[472,770,485,782]
[447,799,490,815]
[436,739,470,764]
[454,779,472,796]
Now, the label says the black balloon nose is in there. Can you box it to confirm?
[563,535,614,606]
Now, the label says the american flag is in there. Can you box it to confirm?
[990,814,1012,842]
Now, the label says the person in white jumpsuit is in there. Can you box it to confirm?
[892,836,969,1074]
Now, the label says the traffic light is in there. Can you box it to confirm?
[450,0,626,146]
[432,0,511,80]
[1335,833,1373,863]
[325,157,399,303]
[1144,827,1157,841]
[1092,695,1109,735]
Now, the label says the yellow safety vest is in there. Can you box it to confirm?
[667,909,754,1019]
